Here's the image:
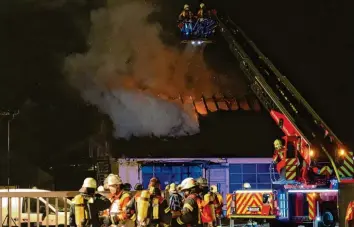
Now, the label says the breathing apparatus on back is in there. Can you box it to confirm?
[137,190,151,227]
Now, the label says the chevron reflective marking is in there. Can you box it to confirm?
[285,171,296,180]
[339,152,354,178]
[285,158,297,166]
[285,158,297,180]
[235,192,263,215]
[286,165,296,172]
[306,193,317,220]
[319,166,332,176]
[226,193,232,218]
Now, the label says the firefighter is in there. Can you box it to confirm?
[169,183,183,227]
[123,183,132,197]
[165,184,170,200]
[148,177,161,192]
[179,4,192,21]
[125,184,144,223]
[150,187,172,227]
[273,139,287,181]
[176,178,202,227]
[103,174,134,227]
[197,3,207,19]
[134,183,144,191]
[210,185,223,225]
[127,187,171,227]
[69,177,111,227]
[196,177,216,227]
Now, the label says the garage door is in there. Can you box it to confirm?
[141,164,203,190]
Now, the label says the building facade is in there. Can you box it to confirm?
[117,157,278,201]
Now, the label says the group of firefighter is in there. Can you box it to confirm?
[69,174,223,227]
[178,3,212,21]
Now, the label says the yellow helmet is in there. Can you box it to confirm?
[184,4,189,10]
[181,178,197,191]
[169,183,177,193]
[200,3,205,8]
[106,174,123,186]
[177,184,182,191]
[82,177,97,189]
[274,139,283,150]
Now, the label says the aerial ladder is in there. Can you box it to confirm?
[214,13,354,225]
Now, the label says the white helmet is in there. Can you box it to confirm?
[210,185,217,193]
[243,182,251,189]
[106,174,123,186]
[180,178,197,191]
[97,186,105,192]
[82,177,97,189]
[180,177,194,188]
[184,4,189,10]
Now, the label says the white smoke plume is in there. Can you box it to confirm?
[64,0,217,139]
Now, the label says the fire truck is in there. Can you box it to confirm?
[214,13,354,227]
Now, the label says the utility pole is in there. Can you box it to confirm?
[0,109,19,226]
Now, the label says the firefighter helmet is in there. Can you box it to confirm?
[274,139,283,150]
[210,185,217,193]
[149,177,161,188]
[180,177,194,189]
[200,3,205,8]
[196,177,208,187]
[169,183,177,193]
[243,182,251,189]
[134,183,143,191]
[97,185,105,192]
[106,174,123,186]
[177,184,182,191]
[180,178,197,191]
[82,177,97,189]
[124,183,132,191]
[184,4,189,10]
[165,184,170,191]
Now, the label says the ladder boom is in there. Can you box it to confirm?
[214,14,352,181]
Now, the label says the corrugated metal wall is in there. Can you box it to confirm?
[229,163,275,191]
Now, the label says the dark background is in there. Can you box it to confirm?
[0,0,353,188]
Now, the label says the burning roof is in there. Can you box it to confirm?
[112,94,281,158]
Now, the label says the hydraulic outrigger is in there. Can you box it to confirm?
[214,13,354,226]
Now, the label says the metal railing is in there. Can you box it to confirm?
[0,191,78,227]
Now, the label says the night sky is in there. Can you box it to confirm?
[0,0,353,187]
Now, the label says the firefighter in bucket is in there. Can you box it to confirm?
[273,139,287,182]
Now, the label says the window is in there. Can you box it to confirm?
[141,166,153,173]
[257,174,271,184]
[257,164,270,173]
[242,164,256,173]
[172,166,181,173]
[161,166,171,173]
[229,174,243,184]
[229,163,274,192]
[257,184,271,189]
[243,174,257,183]
[229,164,242,173]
